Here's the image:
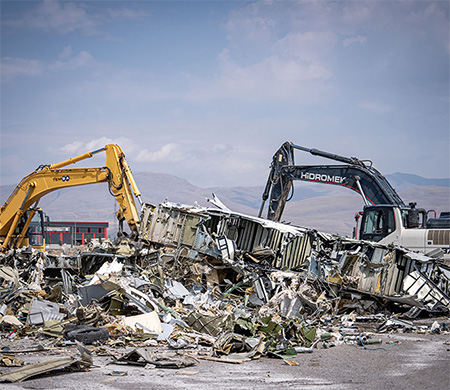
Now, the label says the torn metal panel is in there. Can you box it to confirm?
[114,348,198,369]
[185,312,230,337]
[0,266,19,290]
[123,288,158,314]
[0,357,77,382]
[78,283,112,307]
[0,353,92,383]
[61,268,73,295]
[164,279,190,300]
[192,225,220,258]
[0,354,24,367]
[122,311,163,333]
[89,258,124,283]
[217,235,237,262]
[0,315,23,327]
[403,269,450,310]
[78,281,120,306]
[279,233,312,269]
[27,298,65,325]
[78,252,127,276]
[436,264,450,295]
[139,203,206,248]
[377,318,416,332]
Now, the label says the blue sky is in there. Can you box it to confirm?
[1,0,449,189]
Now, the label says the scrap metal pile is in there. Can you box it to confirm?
[0,200,449,381]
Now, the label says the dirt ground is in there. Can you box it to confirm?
[1,327,448,390]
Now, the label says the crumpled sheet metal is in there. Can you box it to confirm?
[0,315,23,328]
[121,311,163,333]
[0,266,19,290]
[28,298,65,325]
[213,332,265,360]
[0,357,79,382]
[0,343,93,383]
[0,354,24,367]
[403,270,450,310]
[114,348,198,369]
[185,311,231,337]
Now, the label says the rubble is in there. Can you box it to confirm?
[0,199,449,382]
[0,341,92,382]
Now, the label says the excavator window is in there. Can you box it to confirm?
[401,209,409,228]
[362,210,383,241]
[25,210,45,247]
[361,207,395,242]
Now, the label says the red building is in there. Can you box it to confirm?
[30,220,109,246]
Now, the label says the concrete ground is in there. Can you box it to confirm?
[1,331,449,390]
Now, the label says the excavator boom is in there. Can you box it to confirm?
[0,144,142,251]
[260,141,404,221]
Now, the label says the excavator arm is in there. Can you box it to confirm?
[259,142,405,221]
[0,144,142,251]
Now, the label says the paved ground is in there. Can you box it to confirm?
[1,331,449,390]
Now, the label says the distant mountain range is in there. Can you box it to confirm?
[384,173,450,192]
[1,171,449,238]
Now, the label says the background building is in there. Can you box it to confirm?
[29,220,109,246]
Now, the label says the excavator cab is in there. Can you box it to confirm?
[4,207,47,251]
[359,206,396,242]
[359,204,431,243]
[25,209,46,250]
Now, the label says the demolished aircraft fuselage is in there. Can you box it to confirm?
[136,201,450,313]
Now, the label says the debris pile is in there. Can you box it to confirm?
[0,200,449,382]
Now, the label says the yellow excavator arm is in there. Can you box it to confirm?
[0,144,142,251]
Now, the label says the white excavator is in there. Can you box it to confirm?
[259,142,450,259]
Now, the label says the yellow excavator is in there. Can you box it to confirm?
[0,144,142,252]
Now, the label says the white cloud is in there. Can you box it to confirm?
[1,58,43,78]
[51,50,95,71]
[57,139,238,184]
[19,0,98,35]
[59,46,73,60]
[343,35,367,47]
[359,101,393,114]
[131,140,265,187]
[406,2,450,53]
[4,0,146,35]
[106,7,146,21]
[207,3,342,101]
[59,137,137,158]
[341,3,375,26]
[136,144,184,163]
[2,1,448,187]
[60,141,86,155]
[214,47,332,100]
[1,50,96,81]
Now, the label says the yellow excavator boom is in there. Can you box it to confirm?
[0,144,142,251]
